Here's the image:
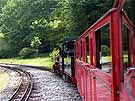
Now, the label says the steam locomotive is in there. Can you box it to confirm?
[53,40,76,84]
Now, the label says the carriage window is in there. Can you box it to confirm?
[86,37,90,63]
[122,26,130,68]
[80,40,82,60]
[95,24,111,73]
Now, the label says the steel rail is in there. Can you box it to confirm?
[9,69,23,101]
[0,64,33,101]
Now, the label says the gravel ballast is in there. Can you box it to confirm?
[0,66,81,101]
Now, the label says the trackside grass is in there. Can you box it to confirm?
[0,56,53,69]
[0,55,128,69]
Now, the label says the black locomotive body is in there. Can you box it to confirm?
[53,40,76,84]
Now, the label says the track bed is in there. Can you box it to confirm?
[0,64,81,101]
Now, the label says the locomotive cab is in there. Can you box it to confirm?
[61,40,76,84]
[53,40,76,84]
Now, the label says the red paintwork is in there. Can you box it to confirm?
[132,78,135,98]
[75,0,135,101]
[72,76,77,84]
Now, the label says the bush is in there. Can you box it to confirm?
[0,49,15,58]
[49,48,59,60]
[101,45,110,56]
[19,48,38,58]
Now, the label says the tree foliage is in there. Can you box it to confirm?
[0,0,134,58]
[19,47,37,58]
[0,0,58,57]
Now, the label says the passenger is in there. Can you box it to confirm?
[53,61,60,73]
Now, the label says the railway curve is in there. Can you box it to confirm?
[0,64,33,101]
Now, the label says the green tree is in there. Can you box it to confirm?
[0,0,58,56]
[49,0,112,48]
[1,0,133,58]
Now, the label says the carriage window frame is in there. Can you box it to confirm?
[85,36,90,64]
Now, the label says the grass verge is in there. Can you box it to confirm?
[0,56,53,69]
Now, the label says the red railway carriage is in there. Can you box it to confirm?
[75,0,135,101]
[53,0,135,100]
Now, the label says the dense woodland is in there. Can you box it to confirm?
[0,0,134,58]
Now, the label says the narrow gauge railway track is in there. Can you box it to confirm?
[0,64,33,101]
